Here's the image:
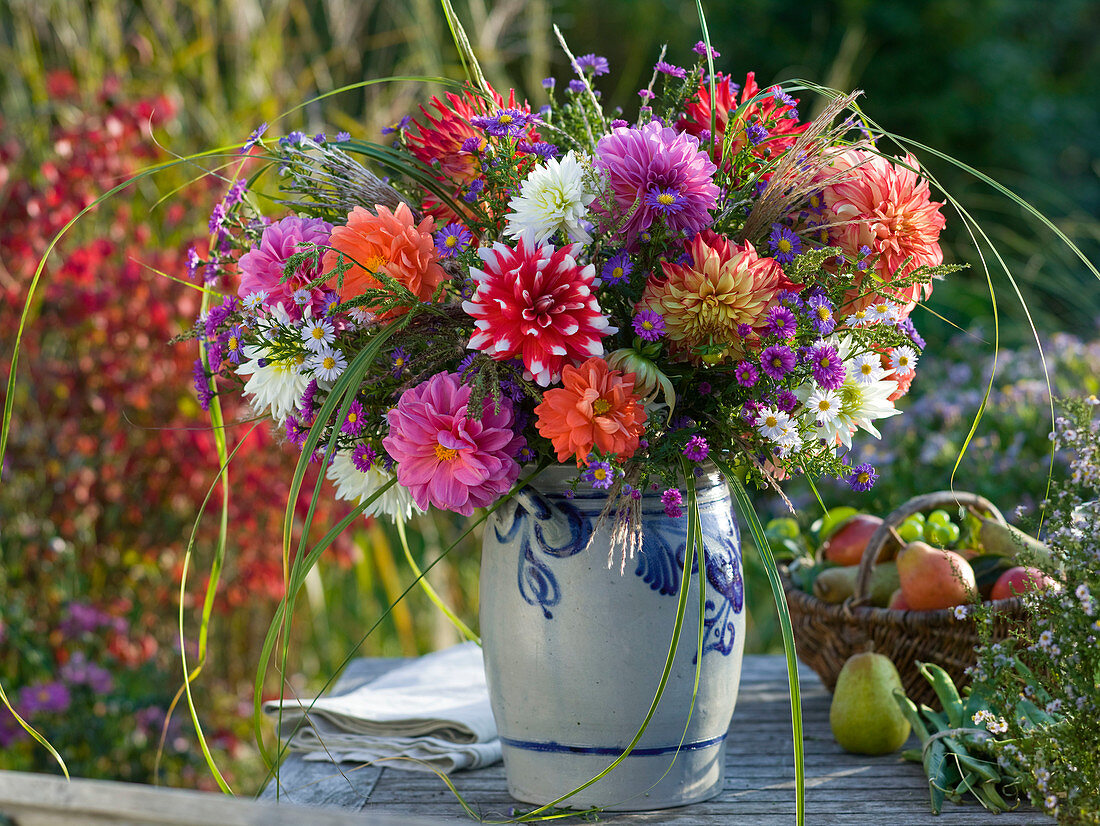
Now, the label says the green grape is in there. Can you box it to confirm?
[927,522,960,547]
[908,512,926,525]
[898,518,924,543]
[926,509,952,528]
[766,517,801,540]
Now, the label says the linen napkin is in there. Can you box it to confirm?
[264,641,501,773]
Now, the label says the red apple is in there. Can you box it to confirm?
[991,566,1058,601]
[819,514,884,566]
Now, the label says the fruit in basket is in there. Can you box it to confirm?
[819,514,884,566]
[975,516,1055,568]
[969,554,1017,599]
[990,566,1058,601]
[897,513,925,543]
[896,541,977,610]
[887,588,910,610]
[812,562,900,606]
[830,651,912,755]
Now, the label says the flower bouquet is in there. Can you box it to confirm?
[181,13,965,815]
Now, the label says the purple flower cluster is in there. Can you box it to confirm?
[661,488,684,518]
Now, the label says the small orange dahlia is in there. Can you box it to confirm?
[534,357,647,465]
[322,202,446,315]
[639,231,795,364]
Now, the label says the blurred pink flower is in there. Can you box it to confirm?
[823,150,946,313]
[383,372,524,516]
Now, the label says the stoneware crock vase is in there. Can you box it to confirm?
[479,466,746,811]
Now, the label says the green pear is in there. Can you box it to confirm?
[829,651,911,755]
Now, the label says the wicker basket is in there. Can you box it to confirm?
[781,491,1026,706]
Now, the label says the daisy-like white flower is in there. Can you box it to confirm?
[850,352,886,384]
[806,387,841,425]
[504,151,596,245]
[326,451,421,521]
[236,343,309,423]
[242,290,268,312]
[889,345,919,377]
[756,406,790,441]
[348,307,374,326]
[864,299,902,324]
[301,318,336,353]
[845,307,871,327]
[308,348,348,382]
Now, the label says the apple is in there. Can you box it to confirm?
[819,514,884,566]
[991,566,1058,601]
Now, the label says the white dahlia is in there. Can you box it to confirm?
[325,451,421,521]
[504,151,595,245]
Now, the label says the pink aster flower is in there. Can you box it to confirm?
[382,372,524,517]
[463,237,616,386]
[237,216,333,318]
[594,121,719,248]
[823,149,946,313]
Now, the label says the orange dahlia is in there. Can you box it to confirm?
[534,357,646,464]
[678,72,808,169]
[322,202,446,316]
[823,149,946,313]
[639,231,795,364]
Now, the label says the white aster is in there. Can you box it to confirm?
[348,307,375,327]
[864,299,902,324]
[889,345,918,377]
[236,343,308,423]
[301,318,336,352]
[242,290,268,312]
[806,387,841,425]
[850,353,886,384]
[325,451,421,521]
[504,150,596,245]
[756,406,791,441]
[308,347,348,382]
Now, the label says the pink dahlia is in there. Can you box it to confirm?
[237,216,333,317]
[594,121,719,248]
[382,372,524,516]
[823,149,946,313]
[678,71,809,170]
[639,231,796,364]
[463,237,615,386]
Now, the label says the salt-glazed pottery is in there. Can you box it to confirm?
[479,465,745,811]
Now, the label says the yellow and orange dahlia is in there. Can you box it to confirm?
[638,231,795,364]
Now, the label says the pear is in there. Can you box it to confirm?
[812,562,900,606]
[896,540,976,611]
[829,651,911,755]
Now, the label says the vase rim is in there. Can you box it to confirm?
[520,462,729,501]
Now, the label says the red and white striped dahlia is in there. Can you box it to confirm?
[462,238,615,386]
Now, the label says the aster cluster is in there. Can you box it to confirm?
[192,39,958,522]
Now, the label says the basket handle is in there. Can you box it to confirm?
[852,491,1007,605]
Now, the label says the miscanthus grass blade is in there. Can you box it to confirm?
[395,516,481,644]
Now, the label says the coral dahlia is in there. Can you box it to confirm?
[322,203,446,317]
[679,72,808,169]
[638,231,795,363]
[822,149,946,312]
[463,237,615,386]
[534,357,647,464]
[237,216,333,318]
[382,372,524,517]
[593,121,718,248]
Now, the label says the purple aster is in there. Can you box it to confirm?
[809,344,845,390]
[847,463,878,492]
[463,178,485,203]
[205,339,224,373]
[352,443,376,472]
[185,246,200,281]
[633,309,666,341]
[773,89,798,109]
[734,360,759,387]
[529,141,560,158]
[574,54,610,76]
[280,130,306,146]
[661,488,684,518]
[763,305,798,339]
[683,435,710,462]
[568,79,587,94]
[284,414,309,448]
[776,390,799,413]
[805,294,836,335]
[381,116,412,135]
[692,41,720,58]
[644,186,686,215]
[760,345,796,380]
[391,347,410,377]
[224,178,247,208]
[193,359,213,411]
[20,681,71,715]
[469,109,534,137]
[654,60,686,79]
[460,136,482,154]
[746,122,768,146]
[601,252,634,285]
[322,291,342,316]
[594,121,719,248]
[768,223,802,264]
[434,223,473,258]
[737,323,753,338]
[515,443,534,463]
[698,381,712,395]
[208,202,227,237]
[583,460,615,489]
[638,89,656,101]
[541,77,556,90]
[335,131,351,142]
[240,122,268,154]
[225,325,246,364]
[610,118,629,129]
[341,399,367,436]
[299,380,318,424]
[896,317,926,349]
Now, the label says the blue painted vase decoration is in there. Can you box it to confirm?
[479,465,745,811]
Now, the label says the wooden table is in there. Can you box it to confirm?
[260,654,1051,824]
